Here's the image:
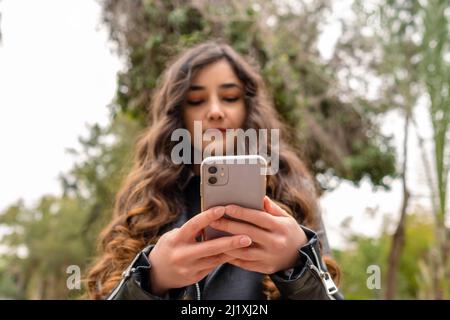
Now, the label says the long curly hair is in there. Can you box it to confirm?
[85,40,340,299]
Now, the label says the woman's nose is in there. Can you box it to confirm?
[206,98,225,121]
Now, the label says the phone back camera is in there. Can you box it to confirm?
[208,176,217,185]
[208,166,218,174]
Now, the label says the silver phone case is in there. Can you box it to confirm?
[200,155,267,240]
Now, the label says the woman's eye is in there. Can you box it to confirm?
[186,100,204,106]
[186,97,240,106]
[224,97,240,103]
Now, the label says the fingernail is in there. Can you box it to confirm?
[265,197,271,209]
[240,236,252,246]
[214,207,224,215]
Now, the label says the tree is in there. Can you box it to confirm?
[336,0,450,299]
[100,0,396,190]
[420,0,450,299]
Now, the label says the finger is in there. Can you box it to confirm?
[209,218,270,245]
[179,206,226,241]
[188,234,253,259]
[264,196,290,217]
[195,253,234,270]
[223,247,265,261]
[224,204,276,230]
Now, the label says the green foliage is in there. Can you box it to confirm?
[102,0,397,188]
[344,135,397,188]
[336,213,435,299]
[0,196,90,298]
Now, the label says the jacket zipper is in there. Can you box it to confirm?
[195,282,201,300]
[310,246,338,298]
[106,267,136,300]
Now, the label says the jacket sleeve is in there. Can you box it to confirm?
[269,226,344,300]
[105,245,187,300]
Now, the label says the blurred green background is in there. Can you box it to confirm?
[0,0,449,299]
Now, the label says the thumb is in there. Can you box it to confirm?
[264,196,289,217]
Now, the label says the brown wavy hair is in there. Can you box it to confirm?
[85,40,340,299]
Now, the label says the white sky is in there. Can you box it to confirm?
[0,0,443,250]
[0,0,120,207]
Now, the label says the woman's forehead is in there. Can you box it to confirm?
[188,60,243,88]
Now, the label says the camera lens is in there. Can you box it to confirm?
[208,166,218,174]
[208,176,217,184]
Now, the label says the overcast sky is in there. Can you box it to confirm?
[0,0,120,205]
[0,0,441,249]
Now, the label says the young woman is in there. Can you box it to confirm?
[86,40,343,300]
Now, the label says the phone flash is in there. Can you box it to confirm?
[220,173,224,177]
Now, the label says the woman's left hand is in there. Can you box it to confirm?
[208,196,308,274]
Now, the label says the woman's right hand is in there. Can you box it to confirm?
[147,206,253,297]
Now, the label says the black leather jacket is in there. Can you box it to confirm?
[105,175,344,300]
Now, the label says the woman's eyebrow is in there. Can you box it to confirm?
[188,84,205,91]
[219,82,242,90]
[188,82,243,91]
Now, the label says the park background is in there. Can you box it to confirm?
[0,0,449,299]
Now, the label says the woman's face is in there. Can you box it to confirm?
[182,59,246,154]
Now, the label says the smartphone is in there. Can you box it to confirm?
[200,155,267,241]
